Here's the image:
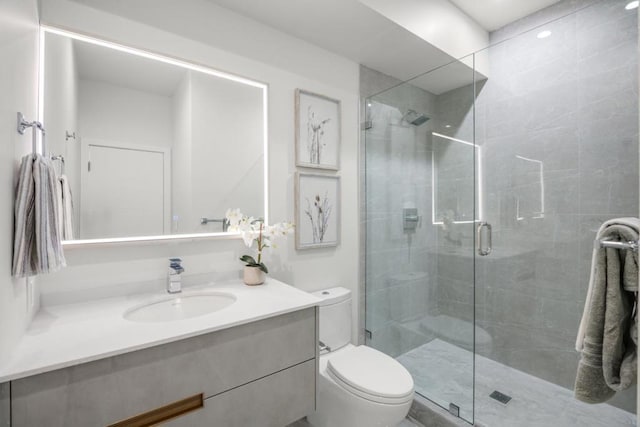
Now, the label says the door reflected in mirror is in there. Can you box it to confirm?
[42,28,267,242]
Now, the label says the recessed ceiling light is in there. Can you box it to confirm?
[537,30,552,39]
[445,125,452,128]
[626,1,639,10]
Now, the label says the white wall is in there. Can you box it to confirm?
[38,0,361,339]
[78,80,173,148]
[0,0,40,366]
[170,71,264,234]
[171,73,192,234]
[190,72,264,232]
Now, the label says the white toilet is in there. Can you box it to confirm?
[307,287,414,427]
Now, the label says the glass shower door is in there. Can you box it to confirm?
[471,1,638,425]
[364,57,479,423]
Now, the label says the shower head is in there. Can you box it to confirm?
[402,109,430,126]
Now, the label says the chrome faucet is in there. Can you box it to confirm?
[167,258,184,293]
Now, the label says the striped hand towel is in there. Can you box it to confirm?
[12,154,66,277]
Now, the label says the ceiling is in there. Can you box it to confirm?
[204,0,465,94]
[448,0,562,31]
[205,0,564,94]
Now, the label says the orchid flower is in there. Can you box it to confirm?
[225,208,243,228]
[225,209,294,274]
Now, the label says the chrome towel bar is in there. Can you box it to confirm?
[598,239,638,252]
[200,217,230,232]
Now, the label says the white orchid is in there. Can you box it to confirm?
[225,209,294,273]
[268,222,295,237]
[225,208,243,228]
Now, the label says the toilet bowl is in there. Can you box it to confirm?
[307,287,414,427]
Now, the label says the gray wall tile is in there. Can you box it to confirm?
[361,0,638,417]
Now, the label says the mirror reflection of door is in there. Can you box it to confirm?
[81,142,169,239]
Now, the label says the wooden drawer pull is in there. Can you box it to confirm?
[107,393,203,427]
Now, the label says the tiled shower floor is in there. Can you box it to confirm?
[397,339,636,427]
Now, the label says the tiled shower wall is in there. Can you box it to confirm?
[361,66,442,356]
[434,0,639,412]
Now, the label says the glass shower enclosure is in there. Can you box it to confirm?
[364,1,638,426]
[364,56,479,422]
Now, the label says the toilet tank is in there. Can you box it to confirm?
[312,287,351,352]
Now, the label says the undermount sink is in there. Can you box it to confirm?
[124,292,237,323]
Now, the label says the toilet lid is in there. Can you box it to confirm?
[327,346,414,403]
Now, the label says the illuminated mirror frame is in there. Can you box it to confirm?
[39,26,269,247]
[431,132,483,225]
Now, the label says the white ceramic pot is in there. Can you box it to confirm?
[243,266,265,286]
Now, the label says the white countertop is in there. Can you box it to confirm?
[0,278,320,383]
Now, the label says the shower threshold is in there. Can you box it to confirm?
[397,339,636,427]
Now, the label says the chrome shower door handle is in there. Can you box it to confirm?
[477,222,492,256]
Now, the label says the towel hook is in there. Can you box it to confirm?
[51,154,65,175]
[17,112,46,154]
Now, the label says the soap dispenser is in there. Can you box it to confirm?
[167,258,184,294]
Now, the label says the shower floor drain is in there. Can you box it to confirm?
[490,390,512,404]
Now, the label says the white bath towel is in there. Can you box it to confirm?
[57,175,74,240]
[55,175,64,239]
[12,154,66,277]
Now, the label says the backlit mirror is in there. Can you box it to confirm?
[42,28,267,243]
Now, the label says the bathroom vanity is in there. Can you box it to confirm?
[0,279,320,426]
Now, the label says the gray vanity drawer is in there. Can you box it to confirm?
[10,307,316,427]
[167,359,316,427]
[0,382,8,427]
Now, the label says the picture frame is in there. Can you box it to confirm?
[295,172,340,249]
[295,89,341,170]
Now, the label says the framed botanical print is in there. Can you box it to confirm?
[295,89,341,170]
[295,172,340,249]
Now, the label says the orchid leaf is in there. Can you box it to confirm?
[258,263,269,274]
[240,255,256,265]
